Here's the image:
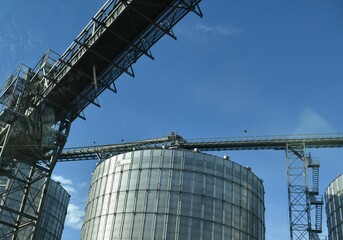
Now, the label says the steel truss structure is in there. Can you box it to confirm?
[0,0,202,238]
[0,60,70,239]
[58,133,343,161]
[57,133,343,240]
[286,144,323,240]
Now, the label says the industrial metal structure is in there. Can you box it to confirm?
[0,0,202,238]
[325,174,343,240]
[59,133,343,240]
[0,0,340,239]
[81,149,265,239]
[0,171,70,239]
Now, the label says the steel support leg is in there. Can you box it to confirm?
[286,143,311,240]
[0,115,70,239]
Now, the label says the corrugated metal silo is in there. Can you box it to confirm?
[34,179,70,239]
[0,171,70,239]
[326,174,343,240]
[82,149,265,240]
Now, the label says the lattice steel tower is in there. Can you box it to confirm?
[286,144,323,240]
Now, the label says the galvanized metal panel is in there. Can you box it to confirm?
[81,149,265,240]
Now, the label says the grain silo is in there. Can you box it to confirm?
[81,149,265,240]
[0,172,70,239]
[34,179,70,239]
[325,174,343,240]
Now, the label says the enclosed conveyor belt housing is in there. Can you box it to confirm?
[0,0,202,165]
[37,0,202,124]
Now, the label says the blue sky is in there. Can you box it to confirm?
[1,1,343,239]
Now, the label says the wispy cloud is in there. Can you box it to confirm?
[195,24,241,36]
[64,185,76,194]
[65,203,85,230]
[0,19,44,68]
[293,107,333,134]
[176,23,242,43]
[52,175,76,193]
[52,175,73,186]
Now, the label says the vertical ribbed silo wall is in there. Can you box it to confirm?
[326,174,343,240]
[81,149,265,240]
[34,180,70,240]
[0,176,70,240]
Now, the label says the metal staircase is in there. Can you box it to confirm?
[308,158,323,237]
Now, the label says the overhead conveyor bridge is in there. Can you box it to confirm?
[57,132,343,240]
[57,133,343,162]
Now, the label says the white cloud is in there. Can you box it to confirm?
[0,18,44,68]
[63,185,76,194]
[176,23,241,43]
[52,175,73,185]
[195,24,241,36]
[51,175,87,230]
[51,175,76,194]
[294,107,333,134]
[65,203,84,230]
